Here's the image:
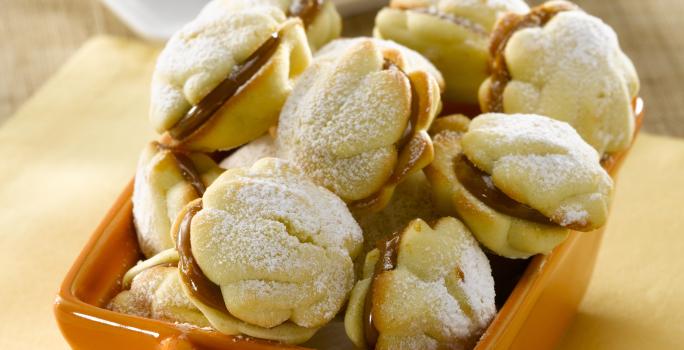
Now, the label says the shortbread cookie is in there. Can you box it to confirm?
[314,37,444,88]
[351,171,437,262]
[345,217,496,349]
[109,264,210,328]
[149,10,311,152]
[277,38,442,212]
[219,133,277,169]
[133,142,223,258]
[426,113,613,258]
[173,158,363,344]
[374,0,529,104]
[479,0,640,155]
[198,0,342,50]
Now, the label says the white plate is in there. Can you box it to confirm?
[101,0,387,41]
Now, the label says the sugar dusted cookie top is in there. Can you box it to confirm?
[132,142,223,258]
[149,6,286,132]
[482,1,639,154]
[462,113,613,230]
[109,266,210,327]
[199,0,341,51]
[277,38,441,210]
[190,158,362,330]
[314,37,445,89]
[374,0,527,104]
[344,217,495,349]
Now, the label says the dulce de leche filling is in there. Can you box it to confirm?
[454,154,555,225]
[168,32,282,141]
[153,142,206,196]
[350,59,432,211]
[363,233,402,348]
[484,2,577,113]
[176,200,230,313]
[168,0,328,142]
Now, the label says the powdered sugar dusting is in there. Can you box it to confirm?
[277,38,412,200]
[503,9,638,154]
[149,6,285,130]
[190,158,362,328]
[109,267,210,327]
[369,218,495,348]
[557,203,588,227]
[462,113,613,229]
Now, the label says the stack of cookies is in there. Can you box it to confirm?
[108,1,640,348]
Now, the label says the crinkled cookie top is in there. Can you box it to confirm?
[462,113,613,229]
[277,39,411,201]
[190,158,362,328]
[502,9,639,154]
[315,37,444,89]
[277,38,440,202]
[149,6,286,132]
[362,218,495,349]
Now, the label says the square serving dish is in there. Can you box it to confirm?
[54,100,644,350]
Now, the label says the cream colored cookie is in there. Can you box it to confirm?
[133,142,223,258]
[314,37,445,89]
[425,113,613,258]
[374,0,529,104]
[479,1,639,155]
[277,38,442,212]
[109,265,210,327]
[177,158,363,343]
[352,171,437,264]
[344,217,496,350]
[149,10,312,152]
[198,0,341,51]
[219,133,277,169]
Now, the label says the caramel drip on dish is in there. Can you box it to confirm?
[176,200,229,313]
[485,2,577,113]
[168,32,281,141]
[410,8,488,36]
[289,0,323,28]
[454,154,555,225]
[363,234,402,349]
[153,142,206,196]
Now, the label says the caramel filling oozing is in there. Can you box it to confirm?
[363,234,402,349]
[454,154,555,225]
[350,59,431,211]
[168,32,282,141]
[153,142,206,196]
[485,2,576,113]
[176,200,229,313]
[289,0,324,28]
[452,99,643,226]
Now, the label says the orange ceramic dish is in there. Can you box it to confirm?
[55,100,644,350]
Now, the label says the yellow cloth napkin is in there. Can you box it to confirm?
[0,36,682,349]
[556,133,684,349]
